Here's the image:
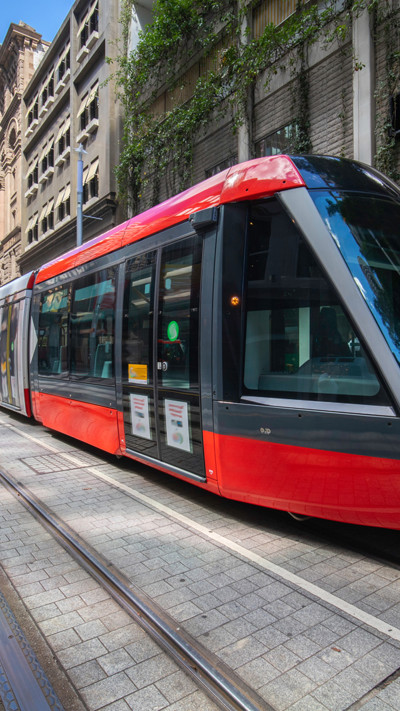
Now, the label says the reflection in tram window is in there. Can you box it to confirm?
[70,269,116,380]
[0,302,21,406]
[243,201,389,406]
[158,236,202,390]
[312,191,400,363]
[0,307,7,400]
[38,286,69,375]
[122,251,156,385]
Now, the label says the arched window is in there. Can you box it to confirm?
[8,127,17,149]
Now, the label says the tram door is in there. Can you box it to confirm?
[0,301,20,408]
[122,235,205,478]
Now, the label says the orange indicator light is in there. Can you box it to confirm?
[231,296,240,306]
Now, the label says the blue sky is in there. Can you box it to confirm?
[1,0,73,44]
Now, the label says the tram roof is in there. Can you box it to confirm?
[35,154,305,285]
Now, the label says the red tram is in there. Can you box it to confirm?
[2,154,400,529]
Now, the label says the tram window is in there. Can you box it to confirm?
[38,286,69,375]
[312,191,400,365]
[158,236,202,390]
[0,307,6,399]
[243,201,389,406]
[70,268,116,380]
[0,302,21,406]
[122,251,156,385]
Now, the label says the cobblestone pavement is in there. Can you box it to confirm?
[0,410,400,711]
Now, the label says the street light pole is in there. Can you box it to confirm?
[75,144,87,247]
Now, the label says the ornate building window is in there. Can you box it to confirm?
[8,127,16,148]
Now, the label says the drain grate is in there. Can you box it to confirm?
[21,454,82,474]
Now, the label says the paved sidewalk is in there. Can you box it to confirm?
[0,411,400,711]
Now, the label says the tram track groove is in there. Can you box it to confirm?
[0,468,272,711]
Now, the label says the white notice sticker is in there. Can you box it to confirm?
[165,399,191,452]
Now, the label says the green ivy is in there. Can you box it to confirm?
[113,0,386,213]
[374,3,400,180]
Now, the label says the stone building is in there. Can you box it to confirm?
[2,1,400,280]
[19,0,133,274]
[0,23,48,285]
[129,0,384,212]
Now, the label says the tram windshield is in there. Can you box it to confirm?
[311,190,400,364]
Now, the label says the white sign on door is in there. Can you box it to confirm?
[130,393,151,440]
[165,399,191,452]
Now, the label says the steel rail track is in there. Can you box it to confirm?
[0,469,272,711]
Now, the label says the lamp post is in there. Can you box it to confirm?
[75,143,87,246]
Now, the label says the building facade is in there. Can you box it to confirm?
[20,0,126,275]
[1,1,399,282]
[0,23,48,285]
[132,0,386,211]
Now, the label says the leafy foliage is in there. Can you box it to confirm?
[374,2,400,179]
[112,0,386,212]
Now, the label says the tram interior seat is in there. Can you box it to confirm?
[258,356,379,397]
[312,307,350,359]
[101,361,112,378]
[52,346,67,374]
[94,342,113,378]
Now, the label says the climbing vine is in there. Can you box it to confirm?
[289,40,312,155]
[374,3,400,180]
[112,0,384,213]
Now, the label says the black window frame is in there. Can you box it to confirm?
[221,199,391,409]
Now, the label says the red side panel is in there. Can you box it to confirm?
[30,389,41,422]
[220,155,305,203]
[36,172,229,284]
[35,392,121,454]
[213,432,400,529]
[117,408,126,454]
[202,429,219,485]
[36,223,128,284]
[121,171,229,248]
[23,389,32,418]
[35,156,305,285]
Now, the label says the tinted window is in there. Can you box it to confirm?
[70,269,116,380]
[123,251,156,386]
[243,201,389,406]
[0,302,21,406]
[158,236,202,390]
[38,286,69,376]
[312,191,400,364]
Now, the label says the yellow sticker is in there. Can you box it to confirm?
[128,364,148,384]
